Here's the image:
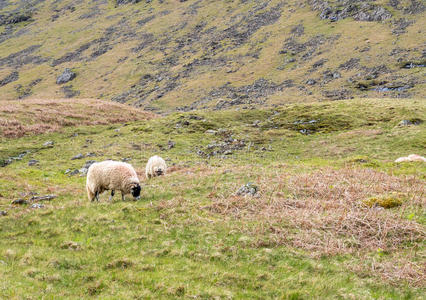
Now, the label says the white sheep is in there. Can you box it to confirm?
[394,154,426,163]
[145,155,167,179]
[407,154,426,162]
[86,160,141,202]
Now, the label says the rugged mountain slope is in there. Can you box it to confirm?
[0,0,425,112]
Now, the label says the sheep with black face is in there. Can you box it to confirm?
[86,160,141,202]
[145,155,167,179]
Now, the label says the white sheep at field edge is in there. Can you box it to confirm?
[86,160,141,201]
[145,155,167,179]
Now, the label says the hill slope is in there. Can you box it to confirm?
[0,0,425,111]
[0,98,425,297]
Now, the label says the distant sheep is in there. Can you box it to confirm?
[394,154,426,163]
[86,160,141,202]
[146,155,167,179]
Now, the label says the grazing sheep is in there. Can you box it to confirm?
[145,155,167,179]
[86,160,141,202]
[394,156,411,163]
[394,154,426,163]
[407,154,426,162]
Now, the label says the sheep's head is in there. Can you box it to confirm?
[154,166,164,176]
[130,183,141,200]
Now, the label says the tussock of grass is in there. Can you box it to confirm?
[363,194,405,208]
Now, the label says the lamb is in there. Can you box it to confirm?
[86,160,141,202]
[394,154,426,163]
[145,155,167,179]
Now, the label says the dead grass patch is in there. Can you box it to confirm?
[349,255,426,287]
[0,98,155,138]
[205,167,425,284]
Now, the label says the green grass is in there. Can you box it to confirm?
[0,98,425,298]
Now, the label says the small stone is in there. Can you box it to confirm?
[79,168,89,175]
[29,194,56,202]
[71,153,84,160]
[205,129,217,134]
[252,120,261,127]
[167,140,176,149]
[0,211,7,216]
[69,169,80,176]
[30,203,44,209]
[236,183,258,196]
[399,119,422,126]
[85,152,96,157]
[43,141,54,147]
[12,199,28,205]
[28,160,39,166]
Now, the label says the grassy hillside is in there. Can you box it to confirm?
[0,0,425,111]
[0,98,425,298]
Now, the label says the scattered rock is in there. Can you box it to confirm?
[69,169,80,176]
[43,141,54,147]
[205,129,217,134]
[398,119,423,126]
[236,183,258,196]
[30,203,44,209]
[0,71,18,87]
[56,68,76,84]
[30,195,56,202]
[0,45,46,68]
[323,89,352,100]
[401,61,425,69]
[78,160,97,176]
[392,18,415,35]
[71,153,84,160]
[200,136,246,158]
[311,58,327,70]
[2,151,31,167]
[322,70,341,83]
[372,84,412,93]
[12,199,28,205]
[0,12,32,25]
[310,1,392,22]
[116,0,142,6]
[306,79,317,85]
[28,160,39,166]
[167,140,176,149]
[0,211,7,216]
[338,58,360,71]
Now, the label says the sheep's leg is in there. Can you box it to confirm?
[95,191,100,202]
[87,187,95,202]
[109,190,115,202]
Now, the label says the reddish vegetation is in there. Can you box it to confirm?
[205,167,425,285]
[0,98,154,138]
